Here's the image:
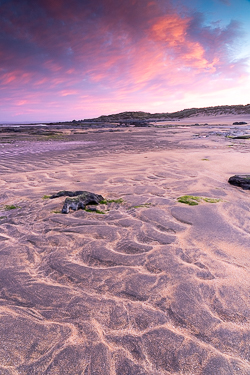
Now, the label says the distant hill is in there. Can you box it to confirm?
[83,104,250,122]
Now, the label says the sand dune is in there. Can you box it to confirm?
[0,122,250,374]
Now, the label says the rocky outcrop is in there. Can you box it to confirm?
[228,175,250,190]
[50,191,104,213]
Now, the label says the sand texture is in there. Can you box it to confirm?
[0,121,250,374]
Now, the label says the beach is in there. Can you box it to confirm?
[0,119,250,374]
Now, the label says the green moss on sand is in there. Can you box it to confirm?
[177,196,200,205]
[4,205,20,210]
[85,208,105,214]
[177,195,221,206]
[100,198,124,204]
[203,197,221,203]
[133,203,152,208]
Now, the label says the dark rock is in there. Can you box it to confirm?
[50,190,87,198]
[231,134,250,139]
[62,193,104,214]
[50,190,104,213]
[232,122,247,125]
[228,175,250,190]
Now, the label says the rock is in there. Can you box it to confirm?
[231,134,250,139]
[232,122,247,125]
[228,175,250,190]
[50,190,104,213]
[50,190,87,199]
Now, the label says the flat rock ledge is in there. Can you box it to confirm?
[50,190,104,213]
[228,175,250,190]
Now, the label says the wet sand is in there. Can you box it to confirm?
[0,121,250,374]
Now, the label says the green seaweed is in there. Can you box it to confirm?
[177,195,221,206]
[52,210,62,214]
[203,197,221,203]
[42,195,51,199]
[133,203,152,208]
[0,216,7,220]
[4,205,20,210]
[201,158,209,161]
[85,208,105,214]
[95,209,105,214]
[100,198,123,204]
[177,195,200,205]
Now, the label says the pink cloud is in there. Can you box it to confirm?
[59,90,78,96]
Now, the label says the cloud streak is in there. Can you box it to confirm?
[0,0,249,121]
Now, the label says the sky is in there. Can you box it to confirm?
[0,0,250,122]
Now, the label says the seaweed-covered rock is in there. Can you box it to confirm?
[228,175,250,190]
[50,190,104,213]
[232,122,247,125]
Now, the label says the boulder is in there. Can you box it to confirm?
[50,190,104,213]
[228,175,250,190]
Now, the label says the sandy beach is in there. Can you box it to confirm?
[0,119,250,374]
